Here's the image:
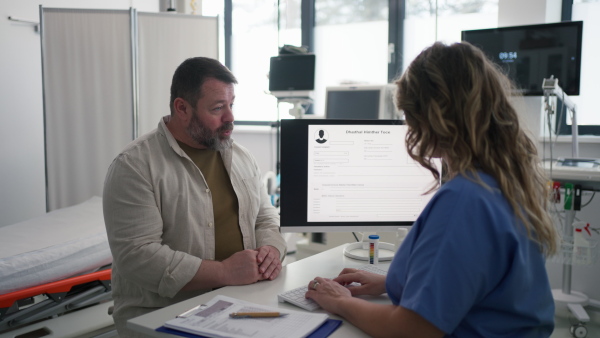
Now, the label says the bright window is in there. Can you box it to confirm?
[228,1,306,122]
[570,1,600,126]
[202,0,225,62]
[313,0,389,117]
[229,1,279,122]
[403,0,498,73]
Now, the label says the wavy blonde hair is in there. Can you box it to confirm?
[395,41,557,256]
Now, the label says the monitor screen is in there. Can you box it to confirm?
[280,119,440,233]
[325,85,400,120]
[462,21,583,96]
[268,54,316,92]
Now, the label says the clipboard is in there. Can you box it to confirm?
[156,318,343,338]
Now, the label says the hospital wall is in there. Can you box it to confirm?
[1,0,600,317]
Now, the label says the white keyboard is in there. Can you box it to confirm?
[277,283,322,311]
[357,264,389,276]
[277,264,389,311]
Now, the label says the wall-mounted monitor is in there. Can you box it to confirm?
[269,54,316,98]
[280,119,440,234]
[325,84,401,120]
[462,21,583,96]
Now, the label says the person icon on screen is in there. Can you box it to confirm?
[315,129,328,144]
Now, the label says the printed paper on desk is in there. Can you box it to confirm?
[163,295,329,338]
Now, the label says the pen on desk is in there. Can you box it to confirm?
[176,305,203,318]
[229,312,288,318]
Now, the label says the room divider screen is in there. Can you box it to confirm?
[40,7,218,211]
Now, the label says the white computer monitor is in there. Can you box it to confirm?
[280,119,440,234]
[325,84,401,120]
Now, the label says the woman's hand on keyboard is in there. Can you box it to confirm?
[305,277,352,314]
[333,268,387,296]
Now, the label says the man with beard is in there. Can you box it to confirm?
[103,57,286,337]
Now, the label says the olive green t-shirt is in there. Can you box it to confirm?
[178,141,244,261]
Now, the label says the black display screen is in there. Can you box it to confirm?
[462,21,583,96]
[268,54,316,91]
[326,90,380,119]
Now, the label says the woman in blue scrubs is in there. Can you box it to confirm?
[306,41,558,338]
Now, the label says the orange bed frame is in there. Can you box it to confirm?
[0,268,112,332]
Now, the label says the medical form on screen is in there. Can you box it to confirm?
[306,124,437,223]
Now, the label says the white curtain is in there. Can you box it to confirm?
[137,12,218,136]
[41,9,219,211]
[41,8,134,211]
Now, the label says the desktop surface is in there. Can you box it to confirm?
[127,244,599,337]
[127,244,391,337]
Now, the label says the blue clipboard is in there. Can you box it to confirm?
[156,318,343,338]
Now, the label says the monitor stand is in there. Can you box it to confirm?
[343,232,395,261]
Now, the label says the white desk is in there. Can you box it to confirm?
[128,244,389,337]
[128,243,600,337]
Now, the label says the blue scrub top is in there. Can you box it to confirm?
[386,172,555,337]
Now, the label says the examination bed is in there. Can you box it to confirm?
[0,197,114,336]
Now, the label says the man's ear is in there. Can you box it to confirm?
[173,98,192,122]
